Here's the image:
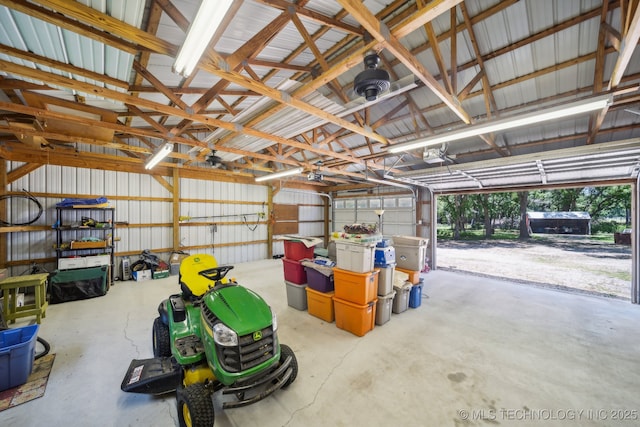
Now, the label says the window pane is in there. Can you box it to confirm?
[383,198,396,208]
[357,199,368,208]
[345,200,355,209]
[335,200,344,209]
[369,199,381,208]
[398,197,413,208]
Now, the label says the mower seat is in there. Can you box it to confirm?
[179,254,228,298]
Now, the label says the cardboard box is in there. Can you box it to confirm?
[152,270,170,279]
[169,252,188,264]
[70,240,107,249]
[132,270,152,281]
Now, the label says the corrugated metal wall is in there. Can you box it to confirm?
[333,188,416,237]
[272,189,326,256]
[179,178,268,263]
[5,162,426,276]
[4,163,270,276]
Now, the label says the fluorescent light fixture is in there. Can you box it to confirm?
[255,167,304,182]
[389,95,612,153]
[145,142,173,169]
[367,176,414,190]
[173,0,234,77]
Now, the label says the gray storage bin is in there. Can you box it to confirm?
[375,291,395,325]
[395,243,427,271]
[285,281,308,311]
[392,281,412,314]
[377,265,395,296]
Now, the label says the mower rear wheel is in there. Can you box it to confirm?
[177,383,214,427]
[280,344,297,388]
[152,317,171,358]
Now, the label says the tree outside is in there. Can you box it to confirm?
[437,185,631,241]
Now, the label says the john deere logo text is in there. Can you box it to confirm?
[253,331,262,341]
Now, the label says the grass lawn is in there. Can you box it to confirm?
[436,226,615,243]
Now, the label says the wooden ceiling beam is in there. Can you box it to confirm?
[450,7,458,94]
[0,63,365,167]
[608,0,640,89]
[0,0,140,54]
[587,1,611,144]
[458,2,507,157]
[587,1,639,144]
[245,59,311,73]
[290,11,365,128]
[125,104,170,137]
[420,14,453,94]
[257,0,363,35]
[0,141,260,183]
[338,0,470,126]
[390,0,467,39]
[204,49,389,145]
[0,43,128,89]
[132,61,188,111]
[28,0,177,55]
[126,0,163,128]
[7,163,42,183]
[169,10,295,136]
[0,78,48,91]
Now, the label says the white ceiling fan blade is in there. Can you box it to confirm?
[341,74,418,115]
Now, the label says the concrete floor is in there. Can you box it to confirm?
[2,258,640,427]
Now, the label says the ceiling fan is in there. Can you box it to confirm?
[341,52,418,115]
[205,150,226,169]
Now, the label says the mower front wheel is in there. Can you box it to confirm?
[152,317,171,358]
[280,344,298,388]
[177,383,215,427]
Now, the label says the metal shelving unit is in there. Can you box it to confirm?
[55,206,115,287]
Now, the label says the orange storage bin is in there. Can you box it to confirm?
[396,267,420,285]
[333,267,378,305]
[333,297,377,337]
[306,288,335,322]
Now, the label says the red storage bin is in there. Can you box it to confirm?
[284,240,315,261]
[282,258,307,284]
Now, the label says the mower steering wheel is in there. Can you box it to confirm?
[198,265,234,282]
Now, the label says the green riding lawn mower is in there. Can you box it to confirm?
[121,254,298,427]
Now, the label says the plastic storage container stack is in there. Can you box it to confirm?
[392,235,429,272]
[391,269,413,314]
[282,240,315,310]
[374,239,396,326]
[333,241,378,336]
[302,260,335,322]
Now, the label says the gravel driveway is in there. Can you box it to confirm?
[435,235,632,299]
